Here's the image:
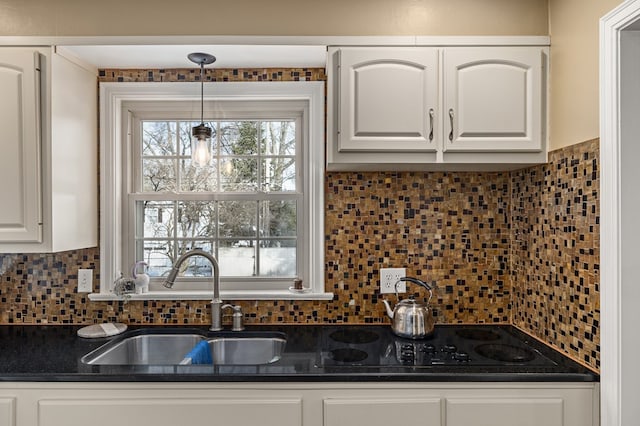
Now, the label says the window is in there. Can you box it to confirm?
[95,82,328,300]
[135,119,298,282]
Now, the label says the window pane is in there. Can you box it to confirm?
[219,201,257,238]
[140,201,175,238]
[137,240,173,277]
[261,157,296,192]
[220,121,258,155]
[179,240,215,254]
[179,158,218,192]
[221,157,258,191]
[260,200,296,237]
[262,121,295,156]
[259,239,296,277]
[176,241,216,277]
[142,159,176,192]
[142,121,176,156]
[130,107,306,287]
[177,201,216,238]
[219,240,256,277]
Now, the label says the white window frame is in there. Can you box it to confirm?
[92,81,331,301]
[126,104,305,292]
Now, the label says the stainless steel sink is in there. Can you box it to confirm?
[81,330,286,366]
[81,333,206,365]
[207,335,286,365]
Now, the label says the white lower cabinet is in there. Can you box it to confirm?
[0,397,16,426]
[446,398,564,426]
[0,382,599,426]
[323,397,441,426]
[38,397,302,426]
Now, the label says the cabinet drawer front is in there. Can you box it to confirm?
[446,397,563,426]
[323,398,441,426]
[38,398,302,426]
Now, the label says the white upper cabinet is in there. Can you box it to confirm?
[0,47,97,253]
[0,50,43,244]
[327,41,549,171]
[444,47,544,153]
[335,47,438,154]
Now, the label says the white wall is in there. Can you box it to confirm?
[0,0,548,36]
[549,0,623,149]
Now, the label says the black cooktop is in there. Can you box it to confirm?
[317,325,558,368]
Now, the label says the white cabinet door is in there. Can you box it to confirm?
[0,50,42,243]
[38,397,302,426]
[323,398,441,426]
[0,397,16,426]
[336,47,439,153]
[443,47,545,152]
[446,398,563,426]
[0,48,98,253]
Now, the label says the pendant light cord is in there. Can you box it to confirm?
[200,63,205,125]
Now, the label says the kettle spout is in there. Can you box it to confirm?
[382,299,394,319]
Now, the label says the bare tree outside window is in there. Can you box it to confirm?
[135,119,298,280]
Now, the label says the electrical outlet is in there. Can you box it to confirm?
[78,269,93,293]
[380,267,406,294]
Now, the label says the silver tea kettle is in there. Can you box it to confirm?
[382,277,435,339]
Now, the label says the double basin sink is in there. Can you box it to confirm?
[81,329,286,366]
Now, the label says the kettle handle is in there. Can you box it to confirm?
[396,277,434,304]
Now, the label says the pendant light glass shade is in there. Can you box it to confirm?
[188,52,216,167]
[192,124,212,167]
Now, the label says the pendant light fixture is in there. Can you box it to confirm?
[188,52,216,167]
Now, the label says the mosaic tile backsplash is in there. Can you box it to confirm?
[0,68,600,372]
[511,139,600,370]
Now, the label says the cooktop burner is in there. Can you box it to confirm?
[317,325,558,368]
[455,328,501,341]
[330,348,369,363]
[329,329,380,344]
[475,343,536,363]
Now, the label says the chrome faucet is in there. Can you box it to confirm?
[163,249,223,331]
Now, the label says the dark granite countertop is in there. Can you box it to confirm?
[0,324,598,382]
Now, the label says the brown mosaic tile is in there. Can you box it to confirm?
[0,171,512,327]
[97,68,325,84]
[511,138,600,371]
[324,172,511,324]
[0,67,600,373]
[0,249,100,324]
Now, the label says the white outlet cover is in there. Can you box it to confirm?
[380,267,406,294]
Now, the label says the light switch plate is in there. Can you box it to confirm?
[78,269,93,293]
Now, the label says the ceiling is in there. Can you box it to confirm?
[61,44,327,69]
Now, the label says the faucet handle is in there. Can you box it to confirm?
[222,304,245,332]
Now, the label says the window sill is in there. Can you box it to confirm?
[87,290,335,302]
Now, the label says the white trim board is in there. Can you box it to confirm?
[98,81,327,301]
[0,35,550,69]
[600,1,640,425]
[0,35,550,47]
